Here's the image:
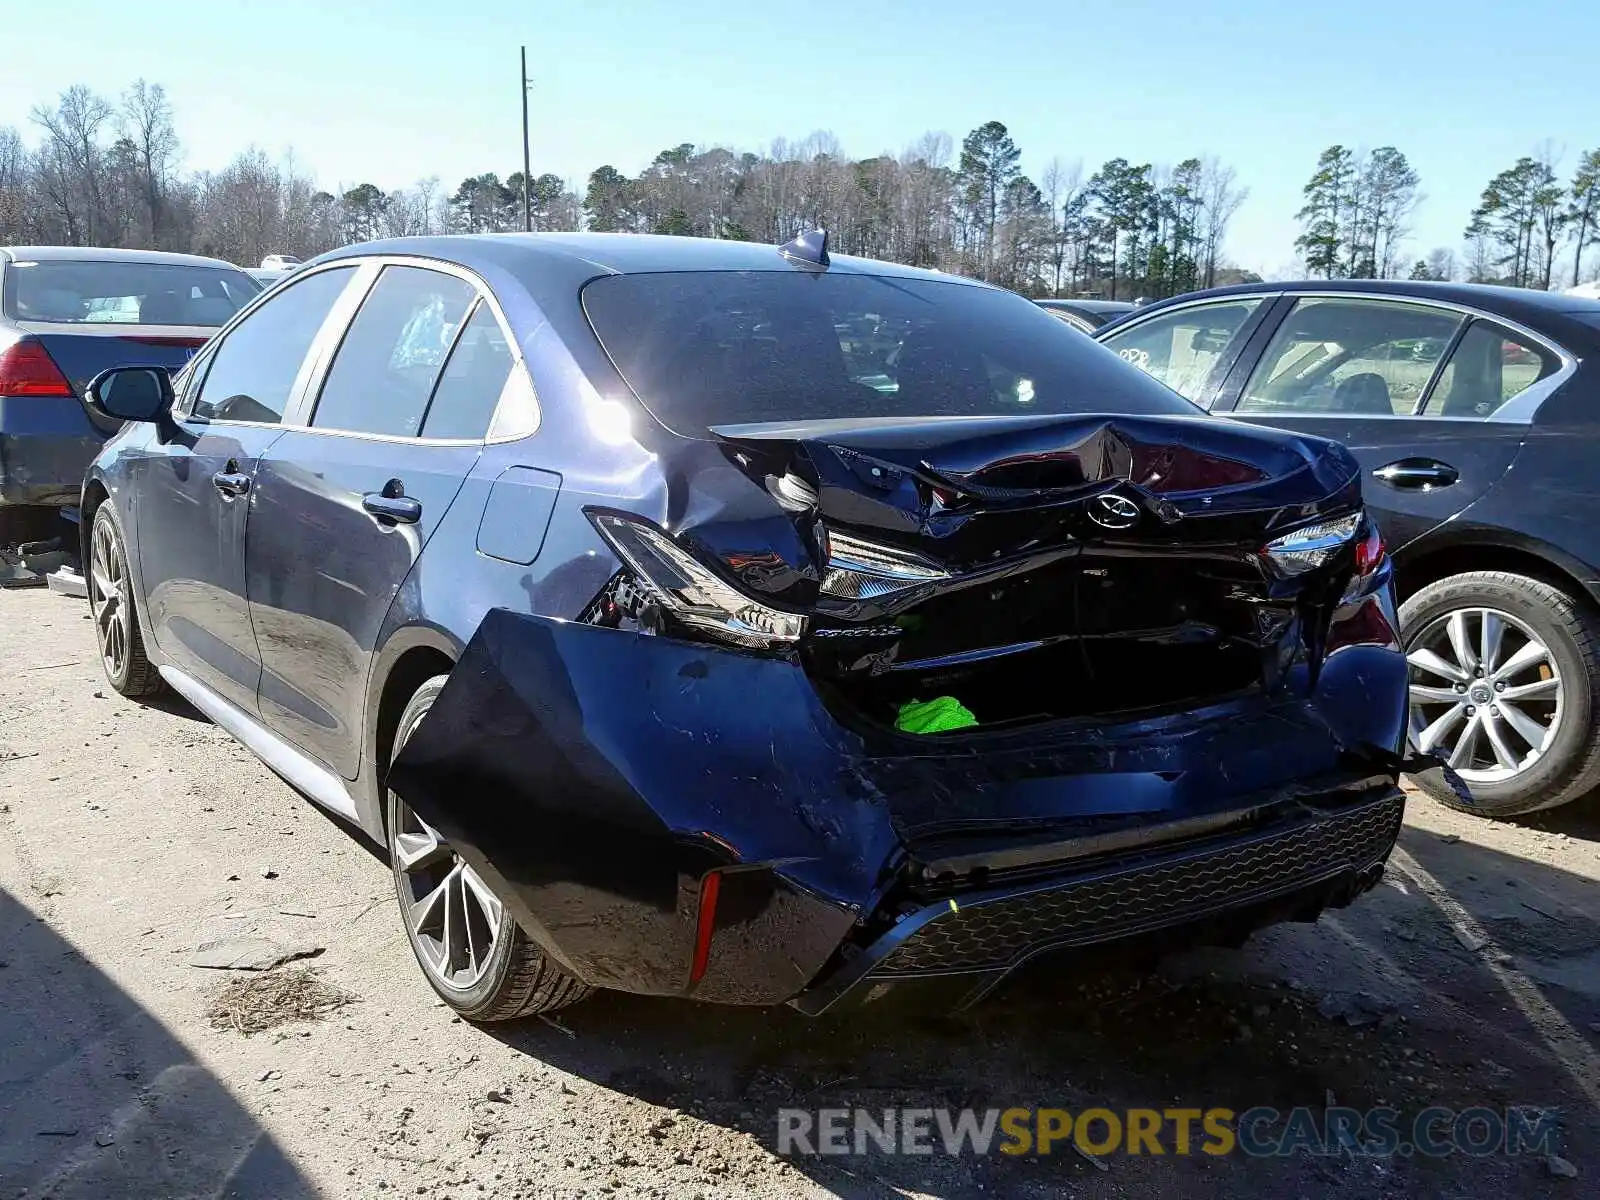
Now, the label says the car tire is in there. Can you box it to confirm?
[87,504,162,699]
[385,675,592,1021]
[1400,571,1600,816]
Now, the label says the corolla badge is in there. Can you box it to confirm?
[1088,493,1141,530]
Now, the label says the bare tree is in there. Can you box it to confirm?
[1197,157,1247,288]
[120,81,179,248]
[31,85,116,244]
[0,126,27,241]
[1425,247,1457,281]
[414,176,443,234]
[1039,157,1083,294]
[1463,231,1498,283]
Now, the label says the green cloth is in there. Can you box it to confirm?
[895,696,979,734]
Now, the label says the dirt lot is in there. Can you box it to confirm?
[2,584,1598,1199]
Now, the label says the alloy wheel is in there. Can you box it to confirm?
[89,517,130,680]
[392,803,504,991]
[1406,606,1563,784]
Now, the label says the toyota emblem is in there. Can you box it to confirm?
[1088,494,1141,530]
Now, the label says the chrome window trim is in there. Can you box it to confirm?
[178,253,541,444]
[1229,291,1575,425]
[1044,308,1097,335]
[1098,291,1286,330]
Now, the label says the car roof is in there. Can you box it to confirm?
[0,245,247,270]
[1150,278,1600,322]
[313,232,991,288]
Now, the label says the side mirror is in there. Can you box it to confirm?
[84,366,174,423]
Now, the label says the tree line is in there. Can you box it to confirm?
[1,80,1256,300]
[1292,142,1600,289]
[9,77,1595,298]
[575,125,1252,300]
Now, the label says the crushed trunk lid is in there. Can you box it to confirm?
[699,413,1365,727]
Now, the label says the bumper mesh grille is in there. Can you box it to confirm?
[872,791,1404,977]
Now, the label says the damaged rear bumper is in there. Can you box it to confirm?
[792,780,1403,1014]
[386,601,1414,1010]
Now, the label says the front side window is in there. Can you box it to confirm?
[1237,298,1462,416]
[1422,320,1561,418]
[190,266,356,424]
[3,259,260,326]
[581,270,1198,437]
[1098,300,1261,402]
[311,266,477,437]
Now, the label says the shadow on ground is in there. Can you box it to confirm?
[485,819,1597,1199]
[0,887,314,1199]
[1516,788,1600,844]
[131,688,208,724]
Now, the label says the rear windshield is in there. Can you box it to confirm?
[2,259,260,326]
[581,270,1199,436]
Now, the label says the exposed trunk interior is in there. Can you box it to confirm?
[804,541,1311,735]
[709,413,1364,737]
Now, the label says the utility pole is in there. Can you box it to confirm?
[520,46,532,232]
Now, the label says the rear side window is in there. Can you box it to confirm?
[420,301,516,439]
[1236,298,1462,416]
[1099,300,1261,402]
[581,270,1197,437]
[311,266,477,437]
[3,259,259,326]
[1422,320,1561,418]
[190,266,356,424]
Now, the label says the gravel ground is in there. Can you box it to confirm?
[1,584,1597,1199]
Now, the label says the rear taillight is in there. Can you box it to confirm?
[820,529,950,601]
[0,339,73,397]
[587,510,806,649]
[1259,513,1361,578]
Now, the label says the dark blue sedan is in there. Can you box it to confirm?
[80,232,1422,1021]
[0,247,259,554]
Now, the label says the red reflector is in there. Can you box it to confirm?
[1355,525,1385,576]
[0,339,74,397]
[688,870,722,985]
[121,335,207,348]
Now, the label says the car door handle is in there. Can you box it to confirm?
[211,469,251,498]
[1372,459,1459,489]
[362,492,422,525]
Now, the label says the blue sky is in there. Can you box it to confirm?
[5,0,1598,275]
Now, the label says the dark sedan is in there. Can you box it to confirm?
[81,232,1418,1021]
[0,247,259,550]
[1097,280,1600,817]
[1034,297,1137,333]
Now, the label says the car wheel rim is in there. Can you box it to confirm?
[393,809,504,991]
[1406,606,1563,785]
[89,519,129,679]
[390,708,503,992]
